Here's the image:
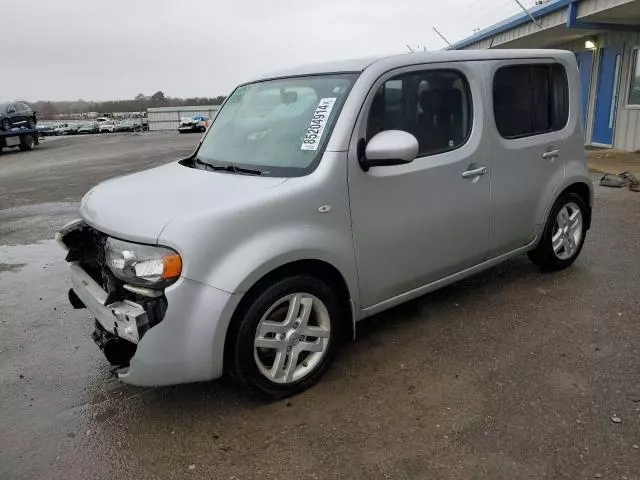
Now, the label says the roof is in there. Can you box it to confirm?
[250,49,574,82]
[255,56,386,80]
[450,0,574,50]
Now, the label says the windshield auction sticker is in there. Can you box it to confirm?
[301,97,337,151]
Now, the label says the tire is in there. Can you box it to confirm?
[528,192,588,272]
[1,118,11,131]
[19,135,35,151]
[227,275,346,399]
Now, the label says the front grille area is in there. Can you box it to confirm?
[63,225,112,293]
[61,222,168,336]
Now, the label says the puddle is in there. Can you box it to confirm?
[0,202,79,246]
[0,239,63,267]
[0,263,26,273]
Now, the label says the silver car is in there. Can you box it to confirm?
[58,49,592,397]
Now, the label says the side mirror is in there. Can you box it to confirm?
[360,130,419,171]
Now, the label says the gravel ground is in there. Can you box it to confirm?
[1,134,639,480]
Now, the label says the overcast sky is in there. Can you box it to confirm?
[2,0,535,102]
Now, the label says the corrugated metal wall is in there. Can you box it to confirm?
[460,10,566,49]
[577,0,636,17]
[147,106,220,131]
[608,31,640,151]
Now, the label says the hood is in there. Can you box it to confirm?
[80,161,287,244]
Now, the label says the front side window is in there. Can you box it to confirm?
[628,49,640,105]
[196,74,357,177]
[493,63,569,139]
[366,69,473,157]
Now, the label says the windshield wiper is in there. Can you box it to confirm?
[193,157,214,170]
[210,164,263,176]
[193,157,262,176]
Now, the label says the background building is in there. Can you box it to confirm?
[147,105,220,131]
[452,0,640,151]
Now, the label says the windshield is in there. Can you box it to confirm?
[196,73,357,176]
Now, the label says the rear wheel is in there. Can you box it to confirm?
[19,134,35,151]
[27,117,35,129]
[227,275,345,399]
[528,192,587,271]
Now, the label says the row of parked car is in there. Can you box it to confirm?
[37,117,148,136]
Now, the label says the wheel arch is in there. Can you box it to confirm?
[561,182,592,230]
[531,178,593,250]
[223,258,355,373]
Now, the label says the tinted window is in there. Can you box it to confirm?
[367,70,472,157]
[493,64,569,139]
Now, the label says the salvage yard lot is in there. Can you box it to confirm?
[1,133,639,479]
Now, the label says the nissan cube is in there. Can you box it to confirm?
[58,50,593,398]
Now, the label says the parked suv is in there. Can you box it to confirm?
[0,102,37,131]
[58,50,592,398]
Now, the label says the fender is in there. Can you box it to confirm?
[531,171,594,247]
[204,223,359,300]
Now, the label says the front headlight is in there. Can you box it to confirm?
[105,238,182,287]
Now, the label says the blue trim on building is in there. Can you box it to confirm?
[450,0,574,50]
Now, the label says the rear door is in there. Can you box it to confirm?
[488,59,574,257]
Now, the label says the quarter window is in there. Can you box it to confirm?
[493,64,569,139]
[628,49,640,105]
[367,70,472,157]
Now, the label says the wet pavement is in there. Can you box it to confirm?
[1,134,640,479]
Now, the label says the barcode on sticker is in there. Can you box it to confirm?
[301,97,337,151]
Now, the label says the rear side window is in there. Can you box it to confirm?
[367,69,472,157]
[493,64,569,139]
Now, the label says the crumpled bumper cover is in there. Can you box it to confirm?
[69,262,241,386]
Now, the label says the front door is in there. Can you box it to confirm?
[592,45,623,146]
[489,60,572,256]
[348,64,490,308]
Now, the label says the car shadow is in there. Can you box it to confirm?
[89,253,545,408]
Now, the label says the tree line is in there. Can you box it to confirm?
[25,91,226,119]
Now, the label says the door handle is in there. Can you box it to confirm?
[462,166,487,178]
[542,149,560,160]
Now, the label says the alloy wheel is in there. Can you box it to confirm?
[254,293,331,384]
[551,202,583,260]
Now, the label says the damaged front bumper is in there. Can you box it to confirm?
[69,262,145,345]
[59,219,242,386]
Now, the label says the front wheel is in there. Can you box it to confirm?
[227,275,346,399]
[528,192,588,271]
[1,118,11,131]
